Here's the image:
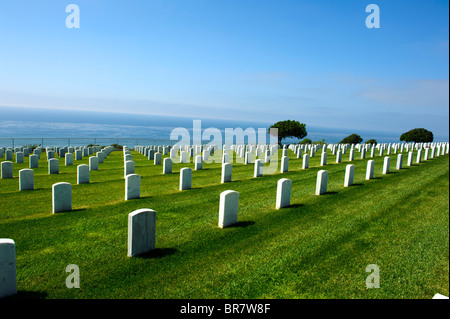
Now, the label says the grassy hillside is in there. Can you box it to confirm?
[0,147,448,299]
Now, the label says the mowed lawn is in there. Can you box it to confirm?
[0,147,448,299]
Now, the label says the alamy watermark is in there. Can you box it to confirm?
[169,120,280,174]
[366,264,380,289]
[66,4,80,29]
[65,4,379,30]
[365,4,380,29]
[65,264,80,288]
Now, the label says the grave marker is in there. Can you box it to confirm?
[315,170,328,195]
[218,190,239,228]
[48,158,59,174]
[163,158,172,174]
[52,182,72,213]
[366,160,375,180]
[127,209,156,257]
[29,154,38,168]
[19,169,34,191]
[125,174,140,200]
[1,161,13,179]
[344,164,355,187]
[382,156,390,174]
[179,167,192,190]
[254,159,263,177]
[77,164,90,184]
[0,239,17,298]
[276,178,292,209]
[221,163,232,183]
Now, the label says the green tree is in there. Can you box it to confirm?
[339,134,363,144]
[299,138,312,144]
[268,120,307,145]
[400,128,433,143]
[365,139,377,145]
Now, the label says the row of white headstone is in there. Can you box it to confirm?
[0,145,102,162]
[1,146,113,185]
[121,152,408,259]
[1,143,448,298]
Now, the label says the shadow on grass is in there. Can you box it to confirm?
[137,248,178,259]
[324,191,338,195]
[228,221,256,228]
[288,203,305,209]
[71,208,87,212]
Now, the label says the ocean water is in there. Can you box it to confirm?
[0,106,431,148]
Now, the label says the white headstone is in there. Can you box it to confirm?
[19,169,34,191]
[245,151,251,165]
[366,160,375,180]
[163,158,172,174]
[124,154,133,162]
[180,151,188,164]
[321,151,327,166]
[202,149,209,162]
[221,163,232,183]
[179,167,192,190]
[344,164,355,187]
[65,153,73,166]
[360,148,366,159]
[416,149,422,163]
[15,152,24,164]
[1,161,13,179]
[407,151,413,166]
[254,159,263,178]
[302,154,309,169]
[29,154,39,168]
[0,239,17,298]
[124,160,135,178]
[48,158,59,174]
[280,156,289,173]
[47,150,55,161]
[382,156,390,175]
[5,150,13,161]
[315,170,328,195]
[424,148,429,161]
[218,190,239,228]
[396,153,403,170]
[77,164,90,184]
[148,149,155,160]
[195,155,203,170]
[336,150,342,163]
[154,152,162,165]
[125,174,140,200]
[127,209,156,257]
[430,147,435,159]
[89,156,98,171]
[52,182,72,213]
[276,178,292,209]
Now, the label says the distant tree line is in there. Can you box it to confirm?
[268,120,434,144]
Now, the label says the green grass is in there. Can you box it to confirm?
[0,147,448,299]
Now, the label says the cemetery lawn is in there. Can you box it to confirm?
[0,149,448,299]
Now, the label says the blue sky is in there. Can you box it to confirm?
[0,0,448,138]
